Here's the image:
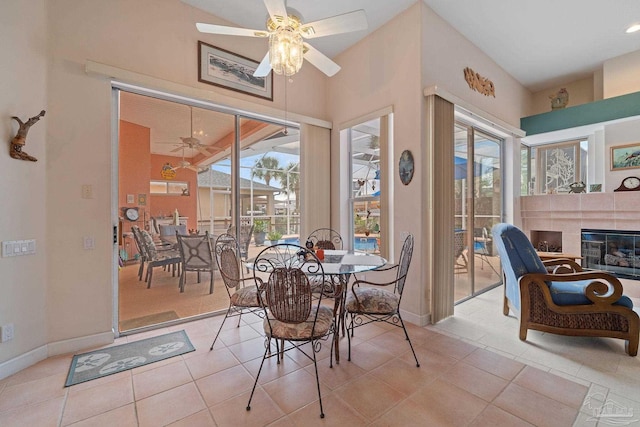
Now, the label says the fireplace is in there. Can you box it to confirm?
[581,229,640,279]
[530,230,562,252]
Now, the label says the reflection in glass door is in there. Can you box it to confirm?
[454,123,502,303]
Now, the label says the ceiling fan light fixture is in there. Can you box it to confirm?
[269,27,304,76]
[626,23,640,33]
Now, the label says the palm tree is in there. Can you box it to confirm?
[280,162,300,213]
[251,156,281,186]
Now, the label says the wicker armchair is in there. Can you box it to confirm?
[493,223,639,356]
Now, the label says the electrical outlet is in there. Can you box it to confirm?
[1,323,15,342]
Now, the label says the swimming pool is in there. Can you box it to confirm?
[282,236,378,252]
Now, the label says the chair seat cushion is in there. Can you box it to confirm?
[345,287,399,314]
[264,305,334,340]
[230,286,260,307]
[549,280,634,309]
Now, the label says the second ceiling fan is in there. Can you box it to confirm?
[196,0,368,77]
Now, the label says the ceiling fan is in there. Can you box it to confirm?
[172,146,200,172]
[196,0,368,77]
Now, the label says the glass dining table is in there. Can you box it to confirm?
[246,247,387,363]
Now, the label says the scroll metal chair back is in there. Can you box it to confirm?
[345,234,420,367]
[228,223,255,261]
[175,231,214,294]
[307,228,343,250]
[209,233,265,350]
[247,243,335,419]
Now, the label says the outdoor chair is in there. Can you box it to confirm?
[345,234,420,367]
[209,233,265,350]
[131,225,174,281]
[474,227,499,275]
[246,243,336,419]
[175,231,215,294]
[493,223,639,356]
[228,223,255,261]
[138,229,181,289]
[454,229,468,273]
[307,227,343,250]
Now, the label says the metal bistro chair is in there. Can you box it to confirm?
[246,244,336,419]
[175,231,215,294]
[454,229,468,273]
[138,229,181,288]
[345,234,420,367]
[307,228,343,250]
[228,223,255,262]
[209,233,265,350]
[131,225,174,281]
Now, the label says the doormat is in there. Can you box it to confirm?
[65,330,195,387]
[119,311,180,331]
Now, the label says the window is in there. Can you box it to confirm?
[526,139,587,194]
[150,180,189,195]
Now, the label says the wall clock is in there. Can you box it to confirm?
[124,207,139,221]
[398,150,414,185]
[614,176,640,192]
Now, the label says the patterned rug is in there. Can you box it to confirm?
[65,330,195,386]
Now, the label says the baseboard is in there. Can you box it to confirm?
[47,331,114,357]
[0,345,48,380]
[401,309,431,327]
[0,331,115,380]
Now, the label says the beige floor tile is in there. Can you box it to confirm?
[369,397,450,427]
[369,358,437,396]
[346,341,396,371]
[463,347,525,380]
[261,368,331,415]
[0,373,67,412]
[66,403,137,427]
[218,323,264,347]
[306,356,367,390]
[426,332,479,359]
[409,378,488,426]
[441,361,509,402]
[67,371,132,394]
[196,364,256,407]
[132,359,193,400]
[136,382,206,427]
[228,336,271,363]
[3,355,72,387]
[333,374,406,421]
[243,353,304,385]
[288,393,367,425]
[468,405,534,427]
[514,365,588,408]
[210,388,285,427]
[167,409,216,426]
[61,375,134,425]
[184,347,240,379]
[0,396,65,427]
[399,345,457,377]
[493,383,579,427]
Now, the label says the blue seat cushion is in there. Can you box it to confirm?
[549,280,634,309]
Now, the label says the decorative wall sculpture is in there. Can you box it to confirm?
[463,67,495,97]
[10,110,45,162]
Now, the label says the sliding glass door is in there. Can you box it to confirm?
[454,122,502,303]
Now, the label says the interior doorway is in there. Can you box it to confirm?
[453,122,502,303]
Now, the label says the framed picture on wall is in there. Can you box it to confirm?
[611,142,640,170]
[198,41,273,101]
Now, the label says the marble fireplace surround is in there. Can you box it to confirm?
[520,192,640,260]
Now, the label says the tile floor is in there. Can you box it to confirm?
[1,285,639,426]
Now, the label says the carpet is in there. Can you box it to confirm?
[65,330,195,387]
[119,310,180,331]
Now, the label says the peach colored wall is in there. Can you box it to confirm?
[603,50,640,99]
[119,120,151,214]
[149,154,198,231]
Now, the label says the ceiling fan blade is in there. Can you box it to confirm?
[263,0,288,27]
[170,146,183,153]
[197,147,212,156]
[300,10,368,39]
[196,23,268,38]
[303,43,341,77]
[253,52,272,77]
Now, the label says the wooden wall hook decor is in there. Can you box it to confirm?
[10,110,45,162]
